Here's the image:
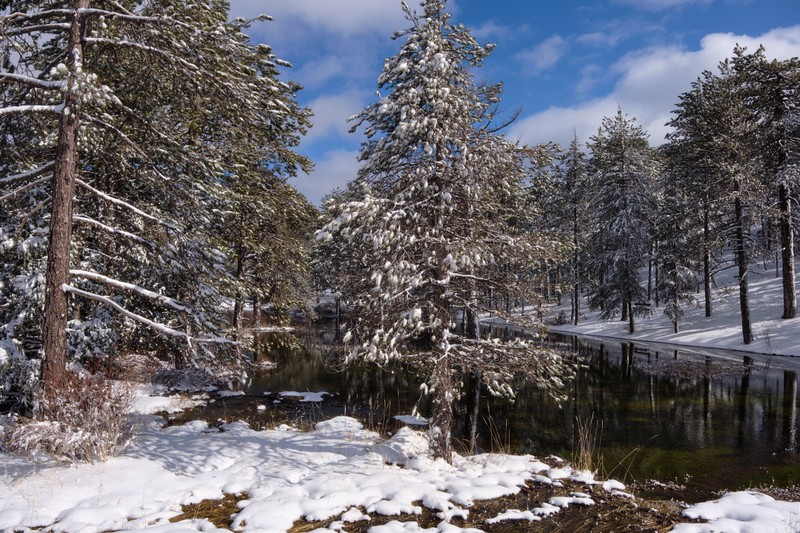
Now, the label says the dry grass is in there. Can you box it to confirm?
[572,413,603,474]
[170,493,244,528]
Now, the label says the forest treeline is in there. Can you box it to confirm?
[0,0,797,461]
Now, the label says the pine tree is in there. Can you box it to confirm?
[666,56,764,344]
[586,108,657,334]
[732,46,800,319]
[317,0,572,462]
[0,1,310,393]
[560,133,590,325]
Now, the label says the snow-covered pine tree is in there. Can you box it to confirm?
[0,1,310,395]
[732,46,800,320]
[317,0,573,462]
[658,141,702,333]
[666,76,731,319]
[586,108,658,334]
[556,133,590,325]
[667,58,765,344]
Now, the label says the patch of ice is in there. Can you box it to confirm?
[279,390,330,402]
[218,390,245,397]
[394,414,428,426]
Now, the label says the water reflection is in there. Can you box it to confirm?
[248,327,800,494]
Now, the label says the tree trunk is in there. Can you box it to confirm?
[734,193,753,344]
[703,205,712,317]
[573,206,580,325]
[628,300,635,334]
[231,244,245,333]
[429,340,454,462]
[779,182,796,319]
[468,367,481,455]
[41,0,89,392]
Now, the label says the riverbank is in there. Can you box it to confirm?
[3,383,800,532]
[547,262,800,358]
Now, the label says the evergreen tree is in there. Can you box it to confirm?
[586,108,657,334]
[317,0,572,462]
[0,1,310,394]
[560,133,590,325]
[732,46,800,319]
[667,55,766,344]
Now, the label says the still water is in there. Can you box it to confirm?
[247,328,800,496]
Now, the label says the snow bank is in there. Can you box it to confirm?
[0,408,625,532]
[672,491,800,533]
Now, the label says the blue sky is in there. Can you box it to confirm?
[228,0,800,205]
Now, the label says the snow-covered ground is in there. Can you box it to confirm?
[0,391,625,533]
[2,384,800,532]
[4,265,800,532]
[549,262,800,357]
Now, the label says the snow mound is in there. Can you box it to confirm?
[672,491,800,533]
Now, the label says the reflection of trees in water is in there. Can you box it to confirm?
[489,337,800,462]
[250,328,800,488]
[251,328,426,418]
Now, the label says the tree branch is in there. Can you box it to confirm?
[63,284,236,345]
[0,176,49,202]
[0,161,54,185]
[73,214,155,248]
[69,269,190,312]
[75,178,179,231]
[0,104,63,116]
[0,71,66,90]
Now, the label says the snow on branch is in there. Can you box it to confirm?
[75,178,179,231]
[83,37,199,72]
[77,8,162,24]
[4,23,71,36]
[0,176,49,203]
[0,161,54,184]
[69,269,190,313]
[63,284,236,345]
[0,72,66,90]
[0,104,64,116]
[73,214,156,248]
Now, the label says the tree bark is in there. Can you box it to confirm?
[734,193,753,344]
[41,0,89,392]
[703,205,713,317]
[573,205,580,325]
[628,300,635,334]
[779,182,796,319]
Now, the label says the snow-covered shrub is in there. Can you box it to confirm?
[67,304,120,364]
[3,372,134,462]
[0,339,38,410]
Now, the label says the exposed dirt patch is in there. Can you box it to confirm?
[170,493,244,529]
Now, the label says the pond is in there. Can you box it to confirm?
[244,326,800,499]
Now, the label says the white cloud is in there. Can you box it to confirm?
[510,25,800,149]
[229,0,407,37]
[517,35,568,74]
[612,0,713,11]
[294,150,362,206]
[304,93,365,144]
